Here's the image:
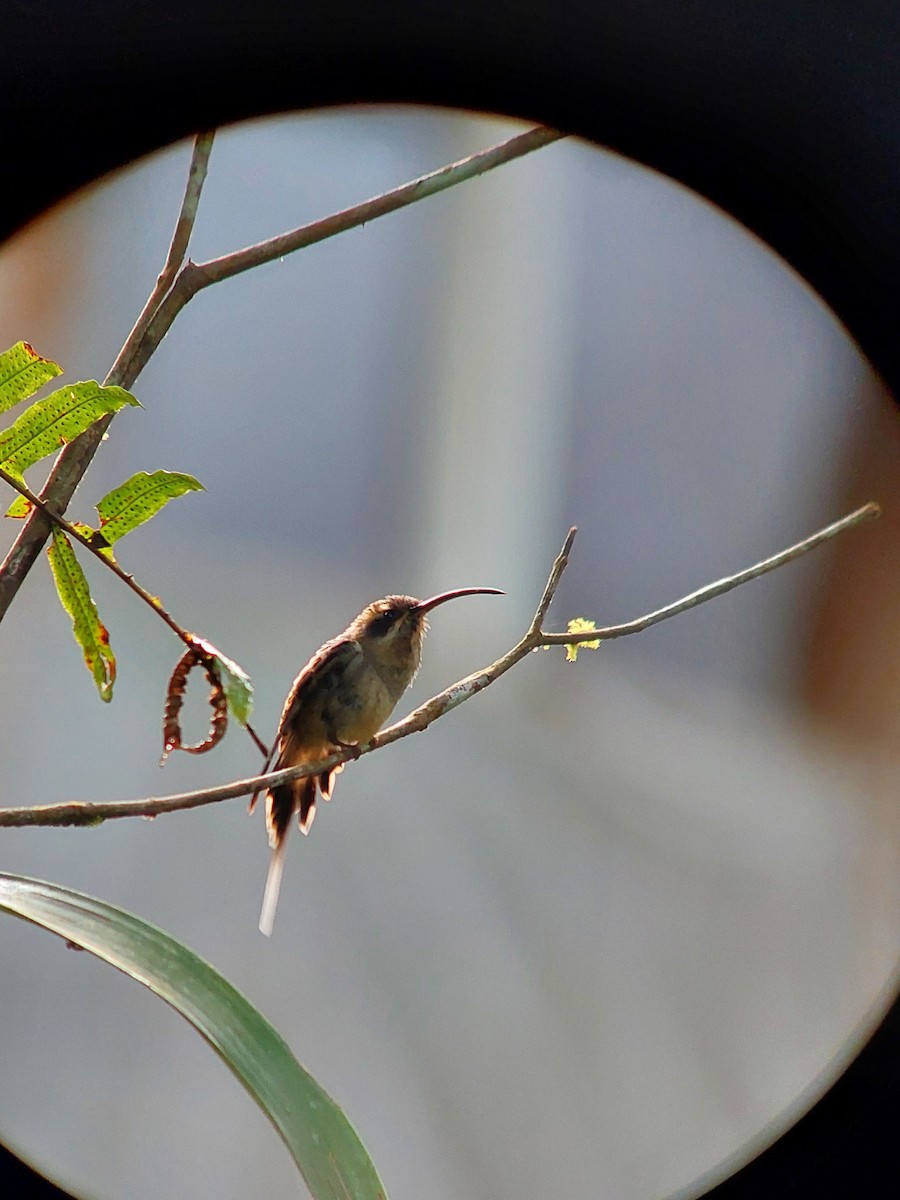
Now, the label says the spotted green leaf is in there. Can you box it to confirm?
[1,380,140,517]
[92,469,204,551]
[47,527,116,701]
[0,874,388,1200]
[0,341,63,415]
[3,474,30,518]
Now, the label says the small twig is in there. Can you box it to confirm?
[0,127,563,624]
[113,131,215,386]
[540,502,881,646]
[126,126,566,382]
[0,464,199,647]
[0,502,879,829]
[528,526,577,636]
[0,132,216,622]
[0,463,268,755]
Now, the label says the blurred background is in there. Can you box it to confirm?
[1,108,899,1200]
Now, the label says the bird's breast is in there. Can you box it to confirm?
[326,653,400,742]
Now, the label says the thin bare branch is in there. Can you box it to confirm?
[113,131,215,386]
[0,501,879,829]
[0,133,216,621]
[208,127,565,283]
[126,126,566,381]
[540,502,881,646]
[528,525,577,635]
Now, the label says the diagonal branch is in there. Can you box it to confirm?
[0,463,203,646]
[0,461,269,756]
[0,125,564,623]
[541,501,882,646]
[122,126,566,383]
[0,132,215,622]
[528,526,577,635]
[0,501,879,828]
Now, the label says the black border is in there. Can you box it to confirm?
[1,2,898,1197]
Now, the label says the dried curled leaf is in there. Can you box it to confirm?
[47,528,116,701]
[564,617,602,663]
[161,647,229,763]
[161,636,255,762]
[0,341,62,416]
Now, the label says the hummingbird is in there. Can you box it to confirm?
[250,587,503,935]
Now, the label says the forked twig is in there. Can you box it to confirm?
[0,462,269,757]
[0,131,216,620]
[0,125,565,621]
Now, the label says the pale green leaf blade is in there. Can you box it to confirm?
[47,527,116,701]
[0,380,140,479]
[94,469,204,548]
[0,874,388,1200]
[0,341,63,415]
[5,496,29,518]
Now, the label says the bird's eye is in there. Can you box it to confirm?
[369,610,397,637]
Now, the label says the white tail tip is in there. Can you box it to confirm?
[259,838,286,937]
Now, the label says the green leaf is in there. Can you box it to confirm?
[192,636,254,724]
[47,527,116,701]
[93,469,204,549]
[3,477,30,518]
[0,380,140,516]
[0,341,63,415]
[215,652,254,725]
[0,874,388,1200]
[564,617,602,663]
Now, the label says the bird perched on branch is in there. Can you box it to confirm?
[250,587,503,934]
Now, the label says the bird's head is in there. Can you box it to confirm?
[352,588,503,676]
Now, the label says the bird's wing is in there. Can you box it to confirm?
[274,635,363,750]
[250,635,363,812]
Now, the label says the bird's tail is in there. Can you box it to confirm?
[258,775,318,935]
[259,832,287,937]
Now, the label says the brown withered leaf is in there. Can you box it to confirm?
[160,645,228,764]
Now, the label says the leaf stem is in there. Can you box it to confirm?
[0,464,195,646]
[0,462,269,754]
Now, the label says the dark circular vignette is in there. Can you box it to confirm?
[0,2,898,1199]
[0,1139,71,1200]
[1,1,898,398]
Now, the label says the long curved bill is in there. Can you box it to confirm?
[413,587,504,615]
